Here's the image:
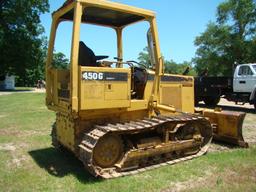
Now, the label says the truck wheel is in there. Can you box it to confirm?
[203,96,220,106]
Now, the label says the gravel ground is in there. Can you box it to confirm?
[218,98,254,110]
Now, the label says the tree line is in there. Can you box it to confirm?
[138,47,197,76]
[139,0,256,76]
[0,0,255,87]
[193,0,256,76]
[0,0,68,87]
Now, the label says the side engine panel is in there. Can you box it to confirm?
[79,67,131,110]
[144,73,194,113]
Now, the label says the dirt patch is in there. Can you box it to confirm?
[218,98,254,110]
[0,143,16,151]
[161,169,215,192]
[243,125,256,145]
[162,167,256,192]
[0,142,28,151]
[0,142,30,168]
[0,129,47,137]
[9,155,29,168]
[0,129,21,136]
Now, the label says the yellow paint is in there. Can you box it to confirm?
[79,67,131,110]
[46,0,244,153]
[56,113,75,151]
[160,84,182,110]
[203,110,241,137]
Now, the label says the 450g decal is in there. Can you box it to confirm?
[82,72,104,80]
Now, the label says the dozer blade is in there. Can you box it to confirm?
[202,109,248,147]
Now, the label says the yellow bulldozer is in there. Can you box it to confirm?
[46,0,247,178]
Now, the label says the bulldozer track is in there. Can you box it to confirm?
[79,113,212,179]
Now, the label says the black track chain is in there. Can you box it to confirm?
[79,113,212,178]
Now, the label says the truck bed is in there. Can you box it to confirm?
[194,76,233,105]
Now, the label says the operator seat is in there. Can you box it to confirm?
[78,41,109,67]
[132,67,148,99]
[78,41,98,66]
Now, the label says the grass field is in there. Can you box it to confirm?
[0,93,256,192]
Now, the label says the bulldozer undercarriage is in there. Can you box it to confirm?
[78,113,212,178]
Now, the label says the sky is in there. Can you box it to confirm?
[40,0,224,63]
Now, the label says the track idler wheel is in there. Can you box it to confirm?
[93,134,124,168]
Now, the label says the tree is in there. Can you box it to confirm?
[165,60,196,75]
[52,52,69,70]
[137,47,152,68]
[194,0,256,76]
[138,47,197,76]
[0,0,49,86]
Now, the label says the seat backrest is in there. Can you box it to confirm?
[78,41,97,66]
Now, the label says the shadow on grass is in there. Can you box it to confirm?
[196,103,256,114]
[29,147,101,184]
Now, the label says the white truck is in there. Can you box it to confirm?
[195,63,256,109]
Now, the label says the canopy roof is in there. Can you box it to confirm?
[54,0,155,27]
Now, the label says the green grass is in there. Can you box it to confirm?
[15,87,34,91]
[0,93,256,192]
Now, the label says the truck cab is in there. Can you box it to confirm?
[233,64,256,93]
